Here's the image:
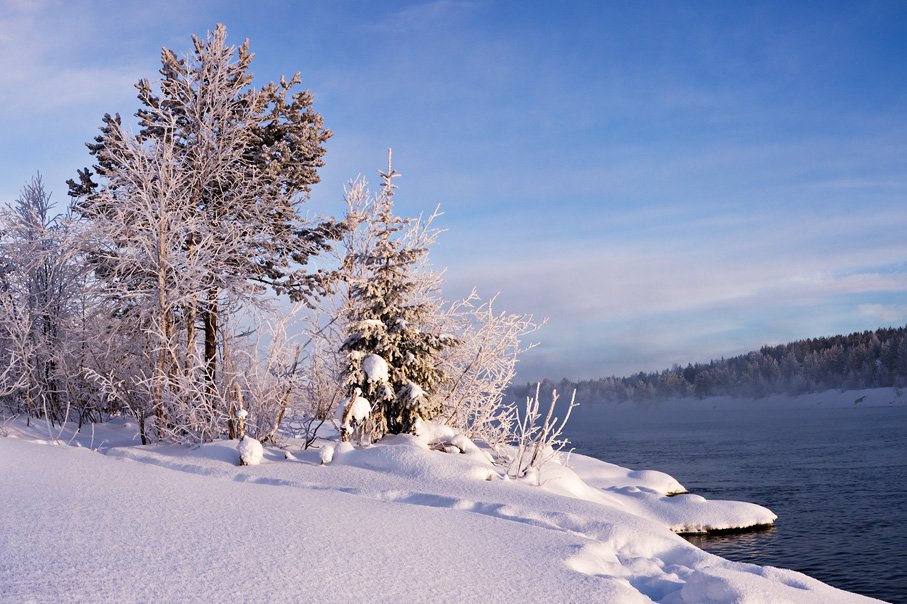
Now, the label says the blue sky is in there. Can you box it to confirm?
[2,0,906,381]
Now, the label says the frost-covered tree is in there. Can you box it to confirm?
[68,24,337,420]
[432,290,542,451]
[340,153,456,436]
[71,119,209,440]
[0,175,89,424]
[317,161,541,445]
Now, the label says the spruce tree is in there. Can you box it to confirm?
[340,153,455,436]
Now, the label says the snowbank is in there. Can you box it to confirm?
[0,418,878,603]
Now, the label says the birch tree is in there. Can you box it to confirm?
[0,175,88,424]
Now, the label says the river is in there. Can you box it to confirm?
[562,397,907,603]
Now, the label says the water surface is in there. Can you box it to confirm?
[563,401,907,603]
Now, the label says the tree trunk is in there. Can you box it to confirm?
[223,329,236,440]
[203,287,218,409]
[154,217,173,439]
[154,308,173,440]
[185,234,196,372]
[186,300,196,367]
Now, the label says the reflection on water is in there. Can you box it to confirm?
[683,525,777,561]
[563,404,907,603]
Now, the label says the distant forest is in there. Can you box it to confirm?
[512,326,907,403]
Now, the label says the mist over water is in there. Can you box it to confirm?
[563,400,907,603]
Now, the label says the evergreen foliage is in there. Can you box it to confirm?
[515,326,907,403]
[340,154,456,436]
[65,24,338,437]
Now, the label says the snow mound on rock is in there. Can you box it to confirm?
[238,435,264,466]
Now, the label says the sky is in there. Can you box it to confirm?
[1,0,906,382]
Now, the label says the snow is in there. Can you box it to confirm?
[361,353,389,383]
[402,380,426,401]
[348,395,371,423]
[414,418,490,461]
[0,417,880,603]
[320,443,335,465]
[340,388,372,432]
[238,435,264,466]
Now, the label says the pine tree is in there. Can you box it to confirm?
[340,152,455,436]
[68,24,337,422]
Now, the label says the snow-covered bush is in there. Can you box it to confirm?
[431,290,542,453]
[279,305,349,448]
[339,386,372,444]
[236,409,264,466]
[224,311,307,445]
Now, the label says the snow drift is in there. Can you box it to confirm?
[0,419,879,603]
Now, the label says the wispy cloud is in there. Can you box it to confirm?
[368,0,477,34]
[859,304,907,325]
[0,3,138,113]
[441,200,907,380]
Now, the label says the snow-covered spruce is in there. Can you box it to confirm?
[339,154,455,437]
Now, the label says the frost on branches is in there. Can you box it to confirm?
[0,25,549,463]
[64,24,337,443]
[318,153,545,449]
[0,175,94,427]
[340,152,456,437]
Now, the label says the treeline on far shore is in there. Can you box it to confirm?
[512,326,907,403]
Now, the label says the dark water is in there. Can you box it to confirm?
[562,402,907,603]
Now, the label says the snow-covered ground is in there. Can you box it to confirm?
[0,417,880,603]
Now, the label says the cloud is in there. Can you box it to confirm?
[369,0,477,34]
[444,219,907,325]
[858,304,907,325]
[0,65,139,114]
[439,200,907,381]
[0,3,141,114]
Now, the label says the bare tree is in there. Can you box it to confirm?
[507,385,577,483]
[433,290,543,453]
